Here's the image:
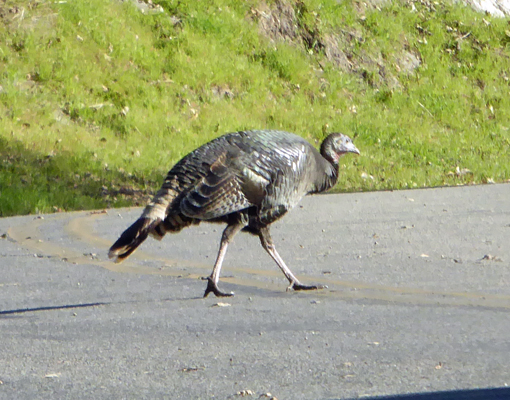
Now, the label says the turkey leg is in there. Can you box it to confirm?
[258,227,325,292]
[203,222,244,298]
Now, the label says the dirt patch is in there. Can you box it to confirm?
[395,50,421,75]
[323,33,356,72]
[254,0,299,44]
[253,0,421,88]
[0,1,57,32]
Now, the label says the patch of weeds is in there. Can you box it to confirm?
[0,138,139,216]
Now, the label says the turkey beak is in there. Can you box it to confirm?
[346,142,360,155]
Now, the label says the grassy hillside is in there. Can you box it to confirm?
[1,0,509,216]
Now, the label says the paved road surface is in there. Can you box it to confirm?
[1,184,509,399]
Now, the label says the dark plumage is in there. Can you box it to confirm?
[109,130,360,297]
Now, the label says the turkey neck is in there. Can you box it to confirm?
[312,157,339,194]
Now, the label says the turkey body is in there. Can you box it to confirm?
[109,130,360,297]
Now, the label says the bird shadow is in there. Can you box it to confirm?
[0,302,110,317]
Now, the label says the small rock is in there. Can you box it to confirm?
[361,172,374,180]
[212,302,231,307]
[455,166,472,176]
[482,254,502,262]
[236,389,254,396]
[180,366,203,372]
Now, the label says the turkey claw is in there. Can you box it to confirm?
[287,282,327,292]
[203,277,234,298]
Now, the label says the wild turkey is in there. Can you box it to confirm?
[109,130,360,297]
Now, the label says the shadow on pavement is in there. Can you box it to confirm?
[0,302,109,316]
[341,387,510,400]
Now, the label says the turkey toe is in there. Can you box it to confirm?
[203,277,234,298]
[289,282,326,291]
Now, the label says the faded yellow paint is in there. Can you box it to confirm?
[6,209,510,310]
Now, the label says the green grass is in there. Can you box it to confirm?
[1,0,509,216]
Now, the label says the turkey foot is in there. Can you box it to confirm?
[288,282,327,292]
[203,277,234,298]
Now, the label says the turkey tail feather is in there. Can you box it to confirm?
[108,217,161,262]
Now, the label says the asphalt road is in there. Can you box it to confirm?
[1,184,509,400]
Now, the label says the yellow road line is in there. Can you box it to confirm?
[7,210,510,309]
